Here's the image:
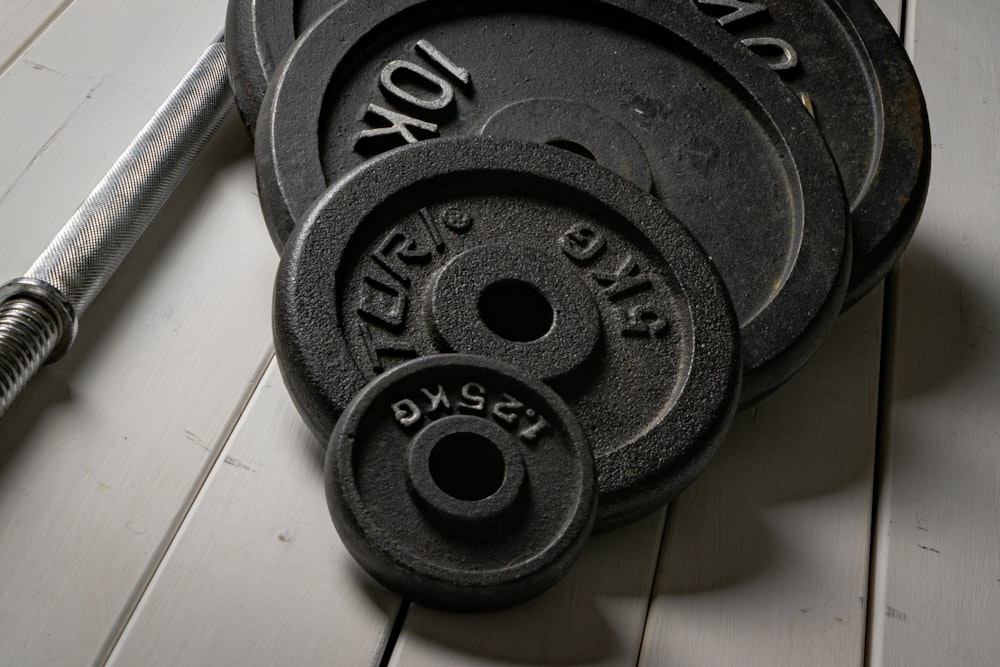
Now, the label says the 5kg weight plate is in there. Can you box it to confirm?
[257,0,849,403]
[275,137,742,530]
[325,354,596,611]
[691,0,931,306]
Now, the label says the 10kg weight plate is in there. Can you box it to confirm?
[275,137,741,529]
[257,0,849,403]
[229,0,927,307]
[691,0,931,306]
[225,0,344,134]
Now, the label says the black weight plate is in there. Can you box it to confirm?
[257,0,849,403]
[690,0,931,307]
[275,137,742,530]
[325,353,596,611]
[225,0,343,135]
[230,0,926,309]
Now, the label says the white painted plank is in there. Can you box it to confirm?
[390,509,666,667]
[869,0,1000,664]
[639,288,884,667]
[387,276,881,667]
[387,1,900,665]
[877,0,903,32]
[0,1,73,73]
[0,0,277,664]
[0,0,224,281]
[106,360,400,666]
[638,0,907,662]
[636,0,908,662]
[114,353,665,666]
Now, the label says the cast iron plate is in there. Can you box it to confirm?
[275,137,741,529]
[258,0,850,403]
[225,0,345,134]
[691,0,931,306]
[326,353,596,611]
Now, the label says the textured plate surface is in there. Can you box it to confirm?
[258,0,849,402]
[326,353,596,611]
[276,137,741,529]
[225,0,345,134]
[691,0,931,306]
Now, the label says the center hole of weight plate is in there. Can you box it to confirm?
[478,280,554,343]
[429,433,507,501]
[545,139,597,161]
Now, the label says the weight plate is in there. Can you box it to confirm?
[224,0,343,135]
[275,137,742,530]
[691,0,931,307]
[325,353,596,611]
[228,0,925,309]
[231,0,926,309]
[257,0,849,403]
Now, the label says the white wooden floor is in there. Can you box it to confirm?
[0,0,996,665]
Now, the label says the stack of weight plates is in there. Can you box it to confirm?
[225,0,930,611]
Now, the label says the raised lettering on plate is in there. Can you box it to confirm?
[380,60,456,111]
[695,0,768,27]
[741,36,799,71]
[560,223,607,265]
[391,399,422,427]
[374,231,432,287]
[457,383,487,412]
[421,385,451,415]
[592,254,653,301]
[354,104,438,153]
[416,39,472,86]
[358,322,417,373]
[358,272,409,330]
[492,393,524,424]
[621,303,671,338]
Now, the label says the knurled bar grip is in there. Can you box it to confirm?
[0,40,233,418]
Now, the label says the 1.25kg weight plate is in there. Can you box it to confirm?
[325,354,596,611]
[257,0,849,404]
[275,137,741,530]
[691,0,931,306]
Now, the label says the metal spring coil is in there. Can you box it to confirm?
[0,298,60,416]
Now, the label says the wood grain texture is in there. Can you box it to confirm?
[8,0,998,664]
[371,3,893,661]
[639,287,884,667]
[869,0,1000,664]
[637,0,907,662]
[115,351,666,666]
[0,0,224,279]
[0,0,277,664]
[388,509,666,667]
[0,0,74,73]
[876,0,903,31]
[106,360,400,667]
